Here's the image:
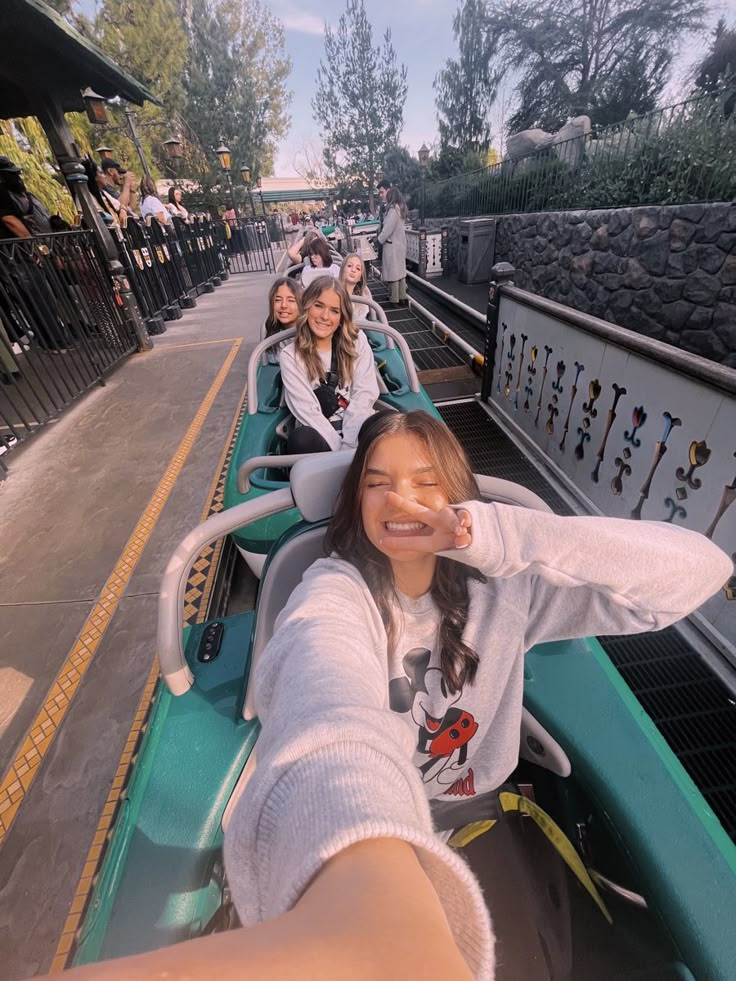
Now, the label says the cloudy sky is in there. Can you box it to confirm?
[268,0,735,178]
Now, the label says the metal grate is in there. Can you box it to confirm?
[599,630,736,840]
[372,279,466,371]
[438,400,575,514]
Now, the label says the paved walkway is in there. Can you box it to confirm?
[0,271,271,980]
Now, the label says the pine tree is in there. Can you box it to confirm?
[435,0,497,151]
[312,0,408,211]
[89,0,189,178]
[181,0,291,191]
[437,0,709,138]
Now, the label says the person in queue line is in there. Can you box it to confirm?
[100,158,137,219]
[166,186,189,221]
[139,177,170,225]
[261,276,303,364]
[280,276,378,455]
[338,251,373,321]
[299,236,341,289]
[377,186,408,305]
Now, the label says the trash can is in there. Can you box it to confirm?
[458,218,497,284]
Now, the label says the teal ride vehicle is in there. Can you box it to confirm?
[223,296,439,576]
[72,453,736,979]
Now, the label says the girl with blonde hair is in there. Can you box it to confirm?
[279,276,378,454]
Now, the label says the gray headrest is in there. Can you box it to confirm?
[290,451,355,522]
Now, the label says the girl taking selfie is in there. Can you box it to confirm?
[224,409,732,978]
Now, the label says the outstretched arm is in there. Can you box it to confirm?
[383,495,732,645]
[53,840,472,981]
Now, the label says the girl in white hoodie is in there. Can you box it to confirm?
[279,276,378,454]
[225,409,732,979]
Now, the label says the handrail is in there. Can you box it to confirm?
[502,285,736,397]
[158,472,550,696]
[408,295,484,366]
[247,322,421,415]
[406,270,487,327]
[157,488,295,696]
[237,453,316,494]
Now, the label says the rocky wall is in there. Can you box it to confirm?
[493,203,736,366]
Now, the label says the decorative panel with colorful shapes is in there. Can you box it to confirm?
[492,295,736,649]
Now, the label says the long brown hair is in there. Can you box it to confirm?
[294,276,357,386]
[386,186,408,220]
[324,411,485,692]
[306,236,333,268]
[265,276,303,337]
[339,251,368,296]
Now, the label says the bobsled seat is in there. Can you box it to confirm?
[241,454,569,776]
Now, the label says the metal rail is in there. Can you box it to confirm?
[407,271,487,327]
[407,295,484,367]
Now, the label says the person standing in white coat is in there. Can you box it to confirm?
[377,187,408,304]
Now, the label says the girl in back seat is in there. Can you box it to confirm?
[339,251,373,321]
[279,276,378,455]
[261,276,302,363]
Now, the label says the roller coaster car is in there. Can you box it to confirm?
[222,296,439,576]
[73,455,736,979]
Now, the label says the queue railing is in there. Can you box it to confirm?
[116,216,226,334]
[0,229,136,471]
[222,218,274,274]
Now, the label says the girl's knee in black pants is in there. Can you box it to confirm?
[286,426,333,455]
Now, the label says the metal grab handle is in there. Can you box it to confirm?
[157,473,550,697]
[247,322,420,415]
[157,488,295,696]
[237,453,324,495]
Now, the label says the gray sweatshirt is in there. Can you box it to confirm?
[280,331,379,450]
[224,501,731,979]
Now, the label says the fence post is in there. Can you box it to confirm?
[36,98,153,352]
[481,262,515,404]
[418,228,428,279]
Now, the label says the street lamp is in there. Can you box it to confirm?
[216,141,235,212]
[163,136,183,161]
[418,143,430,227]
[81,87,108,125]
[239,163,257,217]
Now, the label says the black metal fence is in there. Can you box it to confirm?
[0,230,136,472]
[117,215,227,335]
[222,218,275,274]
[425,90,736,218]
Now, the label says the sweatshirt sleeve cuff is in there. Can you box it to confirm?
[225,740,494,980]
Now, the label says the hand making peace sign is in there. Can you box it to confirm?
[380,491,472,553]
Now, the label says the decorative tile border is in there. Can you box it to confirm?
[0,340,242,847]
[50,376,249,973]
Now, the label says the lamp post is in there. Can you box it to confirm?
[418,143,430,227]
[239,162,257,217]
[216,141,236,212]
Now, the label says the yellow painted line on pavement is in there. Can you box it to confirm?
[150,337,242,352]
[50,377,249,972]
[0,339,242,848]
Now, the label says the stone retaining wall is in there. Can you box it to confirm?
[493,203,736,366]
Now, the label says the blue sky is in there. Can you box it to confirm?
[268,0,457,176]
